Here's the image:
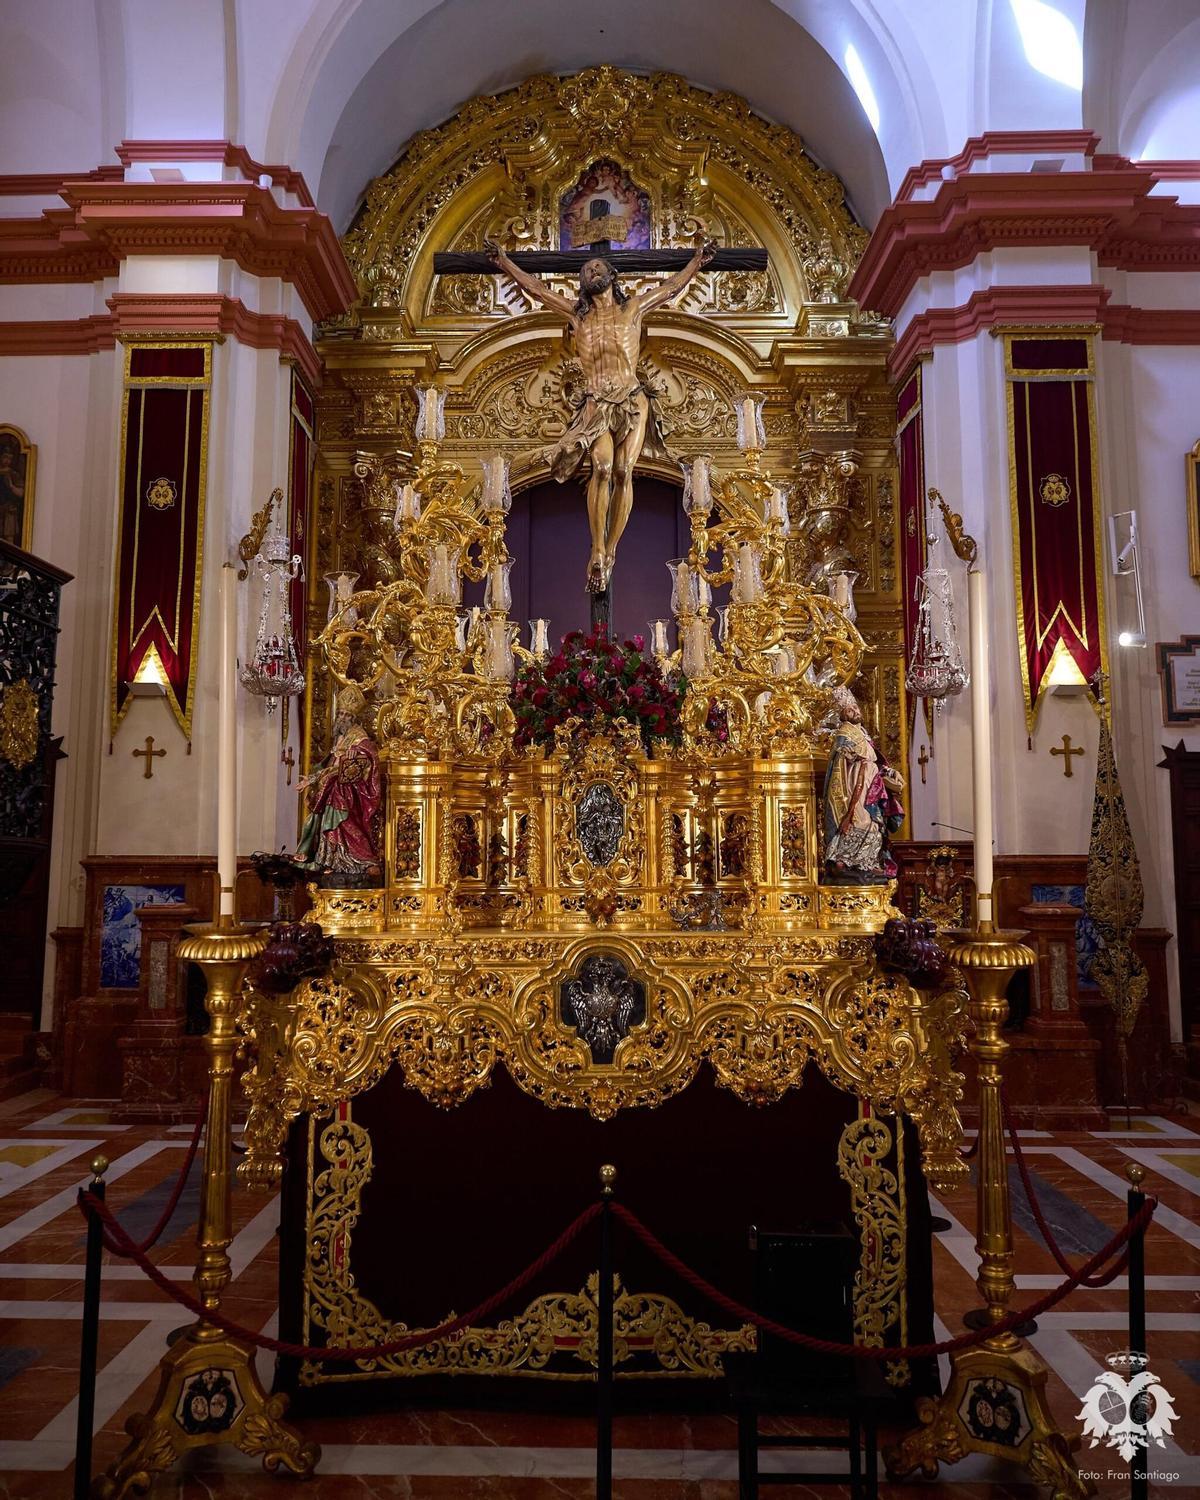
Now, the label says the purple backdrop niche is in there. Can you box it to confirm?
[466,476,711,652]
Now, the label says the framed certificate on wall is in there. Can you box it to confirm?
[1157,635,1200,725]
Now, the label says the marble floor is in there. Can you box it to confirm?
[0,1087,1197,1498]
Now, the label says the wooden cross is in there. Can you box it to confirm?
[282,746,295,787]
[132,735,165,779]
[434,248,768,276]
[917,745,930,785]
[1050,734,1085,778]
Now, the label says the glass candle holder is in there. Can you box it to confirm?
[484,617,515,681]
[682,615,712,678]
[829,569,858,623]
[767,484,791,533]
[484,558,514,613]
[416,385,446,443]
[323,570,360,624]
[735,395,766,452]
[681,455,714,519]
[481,453,512,515]
[529,618,550,658]
[732,542,764,604]
[393,482,422,526]
[455,610,470,653]
[717,605,730,644]
[667,558,698,617]
[425,543,461,606]
[649,619,670,658]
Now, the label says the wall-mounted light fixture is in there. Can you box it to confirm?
[1108,509,1146,648]
[129,644,168,697]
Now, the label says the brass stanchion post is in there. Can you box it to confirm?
[95,920,318,1498]
[885,925,1093,1499]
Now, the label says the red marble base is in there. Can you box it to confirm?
[113,1022,207,1121]
[62,994,138,1098]
[961,1033,1107,1130]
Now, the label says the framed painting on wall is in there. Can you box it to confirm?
[1189,438,1200,580]
[0,425,35,552]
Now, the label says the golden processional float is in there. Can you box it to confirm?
[93,69,1100,1500]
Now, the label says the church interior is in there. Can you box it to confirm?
[1,1,1199,1496]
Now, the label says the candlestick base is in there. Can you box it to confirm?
[886,1343,1093,1500]
[93,919,317,1498]
[93,1327,318,1499]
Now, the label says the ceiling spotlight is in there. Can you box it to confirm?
[1117,630,1147,649]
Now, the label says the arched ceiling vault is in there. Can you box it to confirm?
[267,0,916,233]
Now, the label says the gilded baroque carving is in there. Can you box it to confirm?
[838,1116,909,1385]
[300,1112,754,1384]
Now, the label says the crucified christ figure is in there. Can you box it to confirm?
[488,236,714,593]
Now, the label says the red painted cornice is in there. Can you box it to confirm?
[888,284,1111,379]
[849,169,1200,319]
[114,141,315,206]
[0,315,116,355]
[1100,303,1200,346]
[888,283,1200,377]
[896,130,1100,202]
[0,166,124,196]
[0,182,355,323]
[1093,153,1200,180]
[0,293,322,386]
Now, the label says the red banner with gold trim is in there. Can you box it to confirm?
[1005,335,1107,732]
[897,367,932,739]
[110,344,210,738]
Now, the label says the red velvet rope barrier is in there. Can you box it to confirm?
[76,1184,1154,1366]
[79,1191,600,1362]
[1001,1083,1131,1288]
[98,1095,208,1258]
[611,1197,1156,1362]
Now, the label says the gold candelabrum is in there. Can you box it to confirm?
[96,917,319,1499]
[670,441,863,753]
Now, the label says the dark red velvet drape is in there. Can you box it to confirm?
[111,345,210,738]
[1007,337,1106,730]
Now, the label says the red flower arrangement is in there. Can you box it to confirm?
[510,623,684,751]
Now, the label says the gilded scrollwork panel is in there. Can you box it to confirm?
[300,1111,755,1385]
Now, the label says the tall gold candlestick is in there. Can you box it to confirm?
[96,923,319,1497]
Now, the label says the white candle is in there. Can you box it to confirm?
[736,396,764,451]
[967,566,994,929]
[217,564,238,921]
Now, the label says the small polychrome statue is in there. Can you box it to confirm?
[296,686,383,887]
[822,685,904,884]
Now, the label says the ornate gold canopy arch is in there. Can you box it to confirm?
[310,66,903,779]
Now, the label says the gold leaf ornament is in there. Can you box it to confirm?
[0,678,40,769]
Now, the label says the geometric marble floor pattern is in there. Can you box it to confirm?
[1,1087,1198,1499]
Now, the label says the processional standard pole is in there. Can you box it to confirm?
[96,568,318,1498]
[885,516,1093,1500]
